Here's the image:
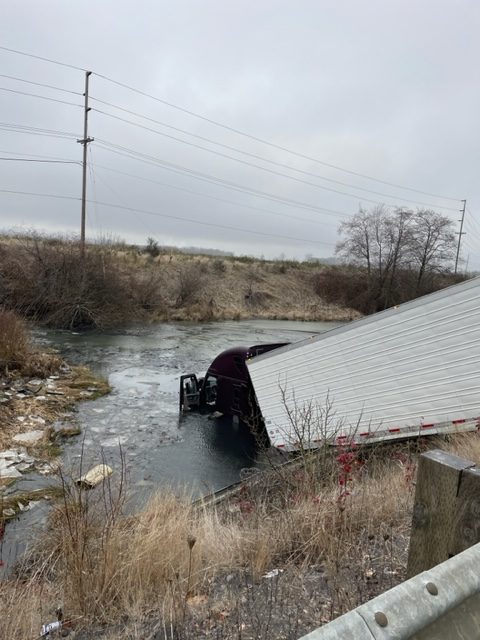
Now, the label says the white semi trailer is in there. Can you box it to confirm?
[246,277,480,451]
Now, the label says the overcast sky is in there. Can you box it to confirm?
[1,1,479,266]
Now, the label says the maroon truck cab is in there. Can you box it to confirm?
[180,343,288,424]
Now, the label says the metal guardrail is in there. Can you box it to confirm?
[299,541,480,639]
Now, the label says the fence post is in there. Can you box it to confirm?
[407,449,478,578]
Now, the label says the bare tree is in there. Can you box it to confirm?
[409,210,456,293]
[336,206,456,309]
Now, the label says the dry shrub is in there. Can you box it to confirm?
[4,434,479,636]
[175,263,206,308]
[128,269,165,313]
[313,265,464,315]
[0,308,62,376]
[15,442,413,631]
[0,308,29,372]
[0,579,58,639]
[211,258,227,274]
[0,235,141,329]
[433,432,480,465]
[312,267,373,314]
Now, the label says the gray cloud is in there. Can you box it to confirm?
[1,0,479,267]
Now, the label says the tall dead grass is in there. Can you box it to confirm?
[0,309,29,373]
[0,440,417,638]
[0,233,357,328]
[0,308,62,376]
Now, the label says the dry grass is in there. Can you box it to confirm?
[0,309,30,373]
[2,433,479,638]
[0,234,358,328]
[0,308,62,378]
[1,441,416,636]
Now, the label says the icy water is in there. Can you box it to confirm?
[1,319,341,576]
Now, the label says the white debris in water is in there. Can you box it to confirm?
[18,500,40,512]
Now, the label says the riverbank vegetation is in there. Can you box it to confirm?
[0,232,357,329]
[0,308,110,509]
[2,432,480,639]
[0,223,467,331]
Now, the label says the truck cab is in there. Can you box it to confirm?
[179,343,288,425]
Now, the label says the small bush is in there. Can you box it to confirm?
[175,263,206,308]
[0,309,29,373]
[212,258,227,274]
[0,235,139,329]
[144,236,160,258]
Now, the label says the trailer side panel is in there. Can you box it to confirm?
[247,278,480,449]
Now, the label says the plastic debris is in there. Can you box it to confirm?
[40,620,62,637]
[263,569,284,579]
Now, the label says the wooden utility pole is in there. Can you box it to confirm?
[454,199,467,274]
[77,71,94,257]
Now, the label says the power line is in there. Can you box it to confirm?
[0,188,80,201]
[0,126,77,141]
[0,187,335,246]
[0,45,86,72]
[0,157,80,164]
[0,148,78,162]
[0,45,465,206]
[0,46,464,204]
[0,73,82,95]
[0,121,80,140]
[93,162,340,228]
[91,97,460,211]
[91,199,336,247]
[92,107,459,212]
[93,72,461,202]
[0,86,82,108]
[95,138,358,217]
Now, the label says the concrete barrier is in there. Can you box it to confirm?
[299,541,480,639]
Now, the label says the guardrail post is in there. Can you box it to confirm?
[407,449,478,577]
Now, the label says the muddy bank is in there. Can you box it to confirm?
[0,365,110,521]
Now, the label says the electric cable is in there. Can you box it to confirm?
[0,45,464,203]
[95,138,365,217]
[0,157,79,164]
[93,162,340,228]
[0,187,335,247]
[93,71,461,202]
[0,73,82,95]
[0,86,82,108]
[91,99,460,211]
[0,45,86,72]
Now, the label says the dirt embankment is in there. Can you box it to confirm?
[0,235,359,329]
[153,253,360,323]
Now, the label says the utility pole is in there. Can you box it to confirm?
[77,71,94,258]
[454,199,466,274]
